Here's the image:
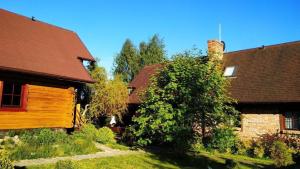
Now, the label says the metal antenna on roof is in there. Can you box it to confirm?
[218,24,222,42]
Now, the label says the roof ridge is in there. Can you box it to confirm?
[0,8,75,34]
[225,40,300,55]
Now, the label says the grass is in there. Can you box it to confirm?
[27,150,275,169]
[105,143,130,150]
[2,128,100,161]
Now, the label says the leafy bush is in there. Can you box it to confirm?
[209,127,237,153]
[8,128,98,160]
[0,150,13,169]
[233,140,251,156]
[259,133,300,156]
[55,160,77,169]
[191,139,205,153]
[270,141,294,168]
[225,159,241,169]
[36,128,57,145]
[253,143,264,158]
[96,127,115,144]
[73,124,98,141]
[121,127,136,146]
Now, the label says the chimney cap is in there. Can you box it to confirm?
[31,16,36,21]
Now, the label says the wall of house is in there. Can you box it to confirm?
[238,105,281,139]
[240,113,281,139]
[0,82,75,129]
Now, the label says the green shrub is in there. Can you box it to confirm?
[36,129,57,145]
[190,136,205,153]
[73,124,98,141]
[121,127,136,146]
[0,151,13,169]
[209,127,237,153]
[253,145,264,158]
[96,127,116,144]
[55,160,77,169]
[250,141,265,158]
[270,141,294,168]
[7,130,16,137]
[9,127,98,160]
[233,140,250,155]
[225,159,241,169]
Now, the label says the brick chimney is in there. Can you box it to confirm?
[207,40,224,61]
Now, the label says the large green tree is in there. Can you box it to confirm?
[113,39,139,83]
[88,66,128,122]
[113,35,167,83]
[139,34,166,68]
[131,49,238,147]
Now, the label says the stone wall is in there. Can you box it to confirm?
[240,113,280,139]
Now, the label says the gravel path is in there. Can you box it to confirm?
[13,143,142,167]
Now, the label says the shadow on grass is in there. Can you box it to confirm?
[142,146,277,169]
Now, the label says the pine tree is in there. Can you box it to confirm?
[113,39,139,83]
[139,34,166,68]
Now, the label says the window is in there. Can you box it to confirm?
[0,81,27,111]
[128,87,135,95]
[224,66,236,77]
[285,112,300,130]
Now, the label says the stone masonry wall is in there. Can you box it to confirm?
[240,113,280,139]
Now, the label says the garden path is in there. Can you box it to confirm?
[13,143,142,167]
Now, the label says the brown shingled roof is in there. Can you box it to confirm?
[128,64,163,104]
[128,41,300,104]
[223,41,300,103]
[0,9,95,83]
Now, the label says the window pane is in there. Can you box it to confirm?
[3,82,13,94]
[296,114,300,129]
[224,66,236,77]
[12,96,21,106]
[2,95,12,106]
[14,83,22,95]
[285,112,293,129]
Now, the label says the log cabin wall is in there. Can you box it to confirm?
[0,81,75,129]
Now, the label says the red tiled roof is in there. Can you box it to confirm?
[128,41,300,104]
[128,64,163,104]
[0,9,95,83]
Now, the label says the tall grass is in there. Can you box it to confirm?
[4,128,98,160]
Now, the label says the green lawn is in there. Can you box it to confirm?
[27,150,275,169]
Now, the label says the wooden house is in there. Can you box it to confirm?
[128,40,300,139]
[0,9,95,129]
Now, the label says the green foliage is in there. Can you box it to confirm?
[209,127,237,153]
[225,159,241,169]
[139,34,166,67]
[191,139,205,153]
[55,160,77,169]
[96,127,116,144]
[88,66,128,121]
[121,127,136,146]
[113,39,139,82]
[252,142,264,158]
[8,128,98,160]
[113,35,167,83]
[73,123,99,140]
[270,141,294,168]
[233,140,250,156]
[0,150,13,169]
[131,50,238,148]
[36,128,57,145]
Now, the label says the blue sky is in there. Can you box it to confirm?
[1,0,300,74]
